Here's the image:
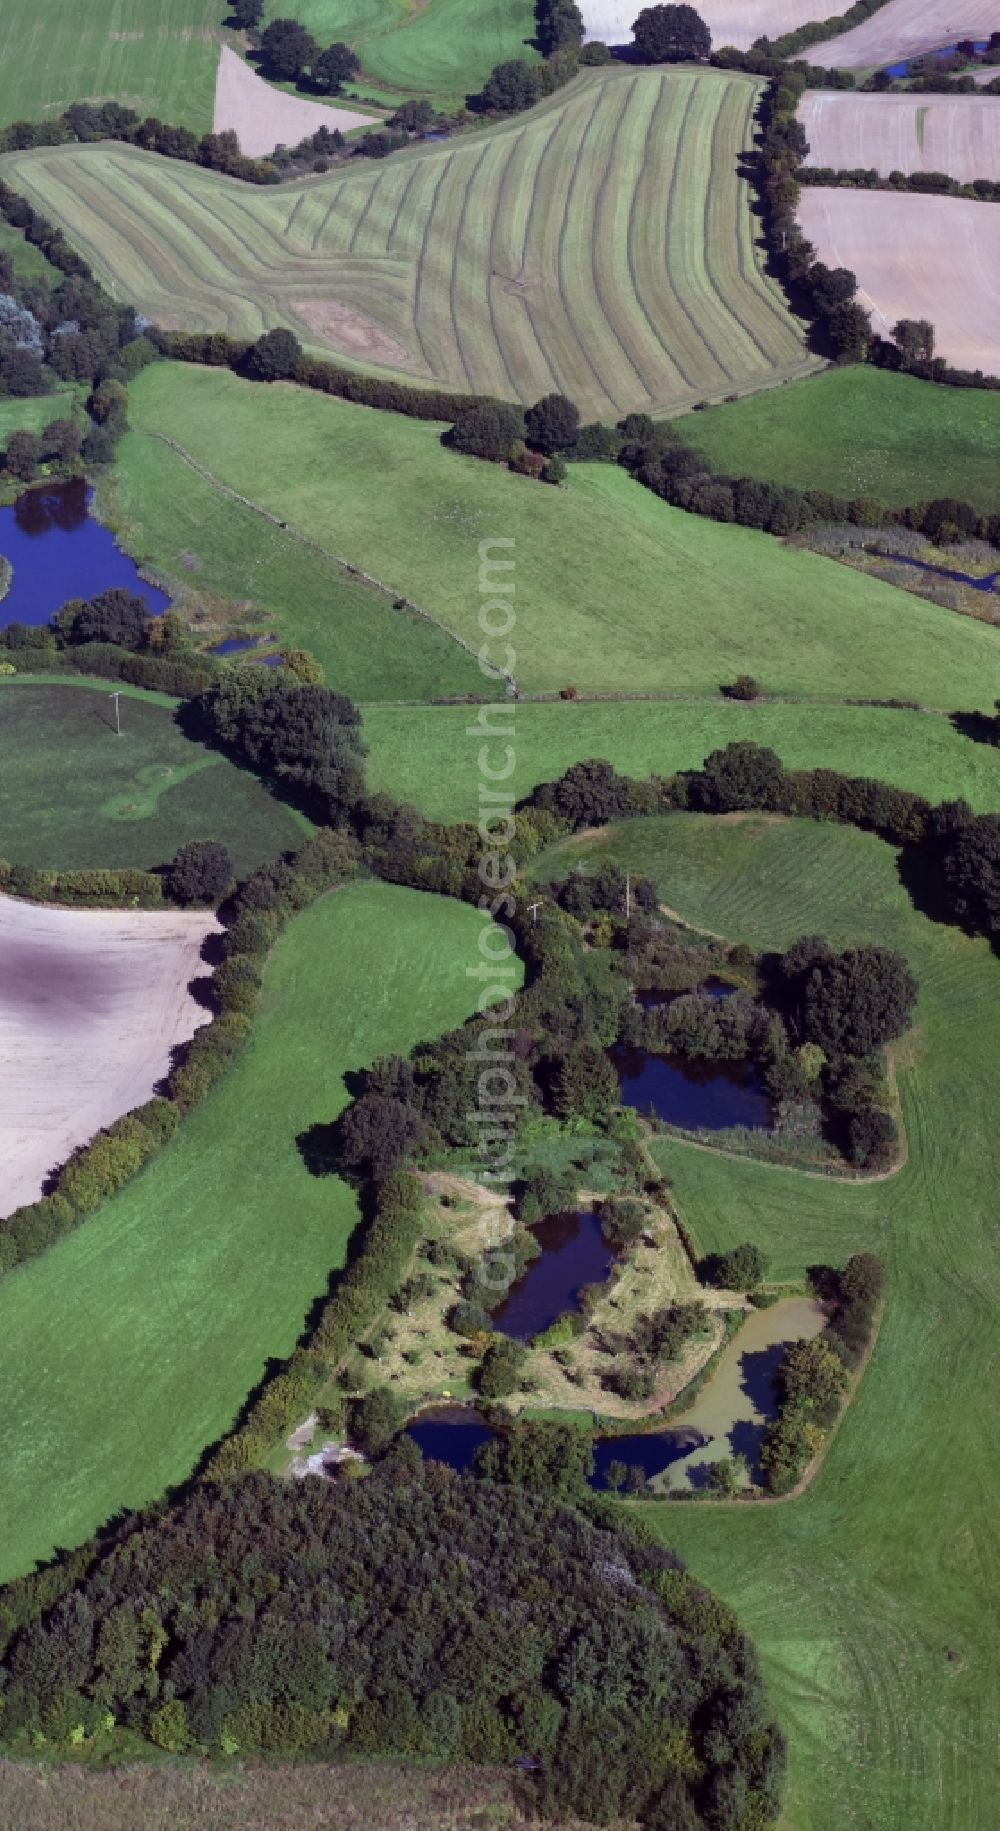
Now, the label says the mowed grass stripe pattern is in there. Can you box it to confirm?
[2,69,817,419]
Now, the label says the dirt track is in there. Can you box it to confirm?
[820,0,1000,68]
[798,186,1000,371]
[801,91,1000,179]
[213,45,374,157]
[0,895,219,1219]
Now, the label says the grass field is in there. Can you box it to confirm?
[682,366,1000,513]
[1,68,818,421]
[363,697,1000,819]
[0,0,221,134]
[0,679,303,872]
[265,0,539,106]
[104,426,499,702]
[0,881,490,1581]
[529,809,1000,1829]
[0,390,78,450]
[0,217,61,284]
[122,362,1000,707]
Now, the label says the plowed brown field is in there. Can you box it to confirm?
[798,186,1000,372]
[802,90,1000,179]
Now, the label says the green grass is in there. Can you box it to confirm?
[0,679,303,872]
[683,366,1000,513]
[363,697,1000,819]
[122,362,1000,707]
[2,68,817,420]
[0,217,62,284]
[0,391,77,448]
[532,809,1000,1828]
[0,881,491,1580]
[104,426,500,702]
[267,0,538,107]
[0,0,221,134]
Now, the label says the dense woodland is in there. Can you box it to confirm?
[0,1462,784,1828]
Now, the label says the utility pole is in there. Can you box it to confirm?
[109,690,122,736]
[526,900,542,923]
[625,872,631,921]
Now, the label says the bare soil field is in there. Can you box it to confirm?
[0,894,218,1218]
[293,296,417,366]
[801,91,1000,179]
[213,44,374,156]
[798,186,1000,371]
[579,0,820,48]
[820,0,1000,68]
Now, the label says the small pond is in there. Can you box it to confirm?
[638,977,736,1011]
[0,480,170,627]
[208,635,264,656]
[490,1209,617,1342]
[613,1042,772,1131]
[405,1295,826,1492]
[405,1406,708,1488]
[885,39,987,76]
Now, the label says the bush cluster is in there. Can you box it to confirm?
[760,1253,884,1490]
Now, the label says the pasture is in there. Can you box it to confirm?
[820,0,1000,68]
[107,425,499,702]
[1,67,818,421]
[801,90,1000,181]
[540,810,1000,1830]
[0,893,216,1217]
[363,696,1000,819]
[262,0,538,106]
[798,187,1000,376]
[125,362,1000,707]
[0,679,303,871]
[0,881,490,1581]
[0,0,220,134]
[680,366,1000,511]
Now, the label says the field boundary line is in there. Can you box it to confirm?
[140,429,518,693]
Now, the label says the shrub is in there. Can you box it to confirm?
[448,400,525,461]
[164,839,234,906]
[477,1335,528,1397]
[246,327,302,381]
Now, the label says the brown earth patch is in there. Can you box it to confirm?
[294,297,417,369]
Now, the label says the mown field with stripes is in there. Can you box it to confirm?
[2,67,818,420]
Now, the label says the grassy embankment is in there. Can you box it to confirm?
[684,366,1000,513]
[0,0,220,133]
[0,881,489,1581]
[122,363,1000,706]
[2,69,816,421]
[0,679,303,872]
[541,811,1000,1831]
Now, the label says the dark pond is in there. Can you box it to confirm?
[208,635,263,656]
[880,550,1000,593]
[405,1406,709,1488]
[638,978,736,1010]
[613,1043,772,1131]
[0,480,170,627]
[491,1209,617,1342]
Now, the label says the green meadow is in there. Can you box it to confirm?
[127,364,1000,709]
[264,0,538,105]
[533,810,1000,1830]
[0,679,302,873]
[684,366,1000,513]
[107,428,498,703]
[0,881,488,1581]
[0,0,220,134]
[364,696,1000,820]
